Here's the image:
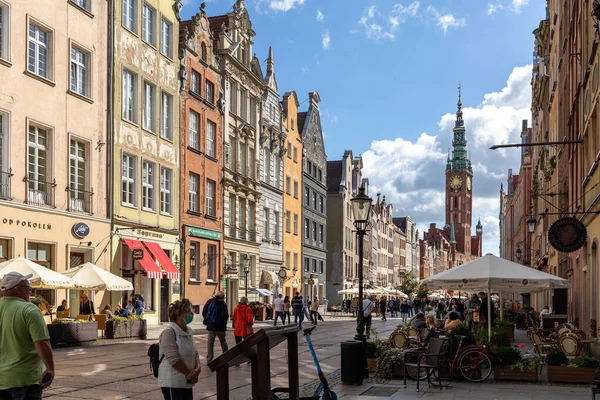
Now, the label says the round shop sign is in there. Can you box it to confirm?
[548,217,587,253]
[278,269,287,279]
[72,222,90,239]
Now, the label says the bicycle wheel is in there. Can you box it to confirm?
[405,351,430,381]
[457,350,492,382]
[431,356,454,387]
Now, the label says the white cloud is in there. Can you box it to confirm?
[269,0,304,12]
[301,65,311,74]
[316,10,324,22]
[359,2,421,41]
[512,0,529,13]
[362,65,533,256]
[321,31,331,50]
[428,5,466,33]
[487,2,503,15]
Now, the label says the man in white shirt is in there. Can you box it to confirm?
[273,294,285,326]
[362,296,375,338]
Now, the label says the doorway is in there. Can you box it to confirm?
[160,278,170,322]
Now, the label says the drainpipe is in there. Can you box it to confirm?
[106,0,115,281]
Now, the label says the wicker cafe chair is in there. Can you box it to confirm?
[56,311,70,319]
[557,326,571,336]
[407,327,419,337]
[558,333,582,357]
[390,330,410,349]
[403,338,445,393]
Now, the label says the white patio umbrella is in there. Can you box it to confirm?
[337,288,359,295]
[0,256,74,289]
[421,253,569,342]
[383,287,408,298]
[249,288,273,296]
[62,262,133,291]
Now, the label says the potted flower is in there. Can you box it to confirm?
[492,346,538,382]
[105,315,147,339]
[494,319,515,340]
[366,341,384,373]
[547,350,599,383]
[375,347,406,380]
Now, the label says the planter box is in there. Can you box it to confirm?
[367,358,377,373]
[493,366,538,382]
[48,322,98,345]
[392,362,405,378]
[105,319,147,339]
[501,325,515,340]
[547,366,597,384]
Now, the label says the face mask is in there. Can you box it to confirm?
[184,313,194,325]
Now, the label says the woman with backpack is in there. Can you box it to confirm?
[157,298,200,400]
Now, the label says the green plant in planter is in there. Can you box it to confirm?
[112,316,129,325]
[494,319,515,328]
[366,341,383,358]
[51,319,83,325]
[546,350,568,366]
[492,346,521,366]
[490,327,510,347]
[512,353,540,372]
[375,347,406,380]
[569,354,600,369]
[443,325,476,358]
[515,313,525,324]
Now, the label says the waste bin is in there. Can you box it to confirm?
[340,341,365,385]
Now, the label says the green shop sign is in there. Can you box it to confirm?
[222,277,227,290]
[187,227,222,240]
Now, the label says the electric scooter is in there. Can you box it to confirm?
[303,326,338,400]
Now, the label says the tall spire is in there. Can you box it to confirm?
[457,83,462,111]
[267,46,274,74]
[455,83,464,128]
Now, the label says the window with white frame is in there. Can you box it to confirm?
[122,0,137,33]
[141,161,155,210]
[286,251,291,269]
[0,3,11,61]
[0,111,8,199]
[160,167,172,214]
[206,179,215,216]
[122,69,137,122]
[206,120,215,158]
[293,213,298,235]
[69,139,88,212]
[70,45,89,97]
[304,218,309,239]
[188,173,198,212]
[72,0,91,12]
[249,97,256,127]
[160,91,173,140]
[274,155,280,188]
[312,221,317,241]
[228,81,235,113]
[142,81,156,132]
[293,181,298,198]
[188,110,198,150]
[190,70,200,94]
[205,81,214,104]
[160,18,172,58]
[263,207,270,239]
[142,3,155,46]
[274,211,280,240]
[122,154,137,206]
[200,43,207,62]
[286,176,291,195]
[319,224,324,244]
[262,147,270,183]
[27,21,51,79]
[285,210,291,233]
[27,124,50,204]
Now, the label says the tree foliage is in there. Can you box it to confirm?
[398,271,418,297]
[415,284,429,299]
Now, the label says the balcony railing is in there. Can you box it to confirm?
[24,178,56,208]
[0,169,12,200]
[67,187,94,214]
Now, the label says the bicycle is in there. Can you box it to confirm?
[406,334,492,384]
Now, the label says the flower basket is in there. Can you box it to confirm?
[547,366,597,384]
[493,366,538,382]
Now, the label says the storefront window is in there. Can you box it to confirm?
[142,275,155,311]
[0,238,11,263]
[189,242,199,280]
[207,244,217,281]
[27,242,54,304]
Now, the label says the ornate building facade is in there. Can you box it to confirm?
[300,92,327,301]
[209,0,263,312]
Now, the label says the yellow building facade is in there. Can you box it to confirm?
[110,0,181,324]
[282,91,303,298]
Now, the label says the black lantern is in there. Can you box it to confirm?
[243,257,250,297]
[190,253,196,268]
[527,215,536,234]
[351,187,373,230]
[516,248,522,261]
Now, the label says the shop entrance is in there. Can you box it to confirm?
[160,278,170,322]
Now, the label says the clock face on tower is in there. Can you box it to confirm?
[449,175,463,190]
[467,177,472,191]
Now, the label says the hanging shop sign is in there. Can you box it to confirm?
[132,249,144,260]
[72,222,90,239]
[548,217,587,253]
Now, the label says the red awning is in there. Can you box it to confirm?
[143,241,181,280]
[121,238,162,279]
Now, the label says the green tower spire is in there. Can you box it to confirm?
[447,84,472,172]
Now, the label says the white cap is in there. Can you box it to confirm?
[1,272,33,291]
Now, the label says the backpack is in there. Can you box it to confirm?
[147,343,164,378]
[203,301,218,326]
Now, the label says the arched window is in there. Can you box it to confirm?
[200,43,207,62]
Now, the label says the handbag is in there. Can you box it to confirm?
[246,324,254,336]
[473,311,480,322]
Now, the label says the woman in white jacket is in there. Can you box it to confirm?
[158,299,201,400]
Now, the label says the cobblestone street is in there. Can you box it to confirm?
[41,317,593,400]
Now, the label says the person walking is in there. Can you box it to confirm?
[273,294,285,326]
[158,298,201,400]
[202,292,229,363]
[291,292,305,328]
[407,298,414,317]
[310,297,319,325]
[0,272,55,399]
[282,296,291,324]
[400,300,409,323]
[233,297,254,343]
[362,295,375,339]
[379,297,387,321]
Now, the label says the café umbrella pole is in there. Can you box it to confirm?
[487,285,492,344]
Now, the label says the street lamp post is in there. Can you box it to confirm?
[351,186,373,341]
[244,260,249,297]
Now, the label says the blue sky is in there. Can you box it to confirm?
[181,0,545,255]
